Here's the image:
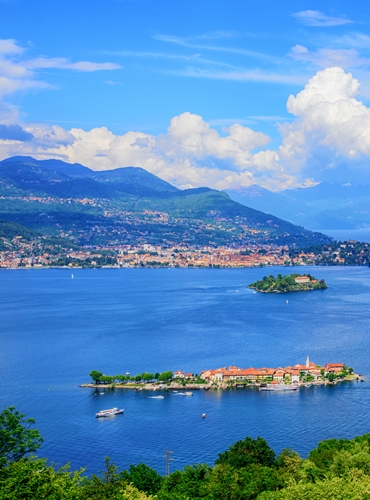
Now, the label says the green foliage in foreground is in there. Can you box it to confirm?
[0,406,43,467]
[5,406,370,499]
[248,273,327,294]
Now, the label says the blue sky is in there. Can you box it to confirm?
[1,0,370,190]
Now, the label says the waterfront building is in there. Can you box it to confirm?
[201,358,344,384]
[294,276,310,284]
[325,363,345,374]
[273,369,286,382]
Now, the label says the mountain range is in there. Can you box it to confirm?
[0,156,331,247]
[227,183,370,231]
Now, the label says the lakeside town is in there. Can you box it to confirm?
[1,237,370,269]
[82,358,360,392]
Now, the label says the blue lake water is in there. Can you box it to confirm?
[1,266,370,475]
[318,228,370,243]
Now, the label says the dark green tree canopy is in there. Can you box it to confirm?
[158,371,173,382]
[89,370,103,383]
[0,406,43,467]
[121,463,163,495]
[216,436,276,469]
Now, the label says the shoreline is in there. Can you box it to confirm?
[80,376,362,392]
[1,263,370,271]
[248,286,325,294]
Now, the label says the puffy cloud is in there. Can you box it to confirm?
[2,67,370,190]
[25,125,74,147]
[278,67,370,183]
[286,67,360,115]
[0,113,287,189]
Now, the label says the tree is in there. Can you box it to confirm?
[157,464,211,499]
[154,373,160,380]
[0,407,43,467]
[216,436,276,469]
[327,372,335,383]
[207,463,281,500]
[0,456,85,499]
[81,457,151,500]
[258,472,370,499]
[121,463,163,495]
[158,371,173,382]
[89,370,103,384]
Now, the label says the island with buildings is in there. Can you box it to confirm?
[82,358,360,392]
[248,273,327,293]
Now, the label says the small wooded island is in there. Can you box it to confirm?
[248,273,327,293]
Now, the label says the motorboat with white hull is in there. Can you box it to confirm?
[96,407,124,418]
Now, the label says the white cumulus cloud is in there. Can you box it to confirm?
[2,67,370,190]
[279,67,370,183]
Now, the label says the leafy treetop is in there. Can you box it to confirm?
[0,406,43,467]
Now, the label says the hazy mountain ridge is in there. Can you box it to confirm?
[227,182,370,230]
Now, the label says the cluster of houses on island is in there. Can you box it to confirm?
[174,357,346,384]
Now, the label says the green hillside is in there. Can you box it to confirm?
[0,156,332,247]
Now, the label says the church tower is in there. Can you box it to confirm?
[306,356,310,368]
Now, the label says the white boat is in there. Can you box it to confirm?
[259,385,297,392]
[184,391,193,396]
[149,395,164,399]
[96,407,124,418]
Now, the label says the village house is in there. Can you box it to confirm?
[200,357,344,385]
[294,276,310,284]
[325,363,345,374]
[256,368,276,380]
[273,369,286,382]
[174,370,185,379]
[223,369,258,382]
[287,369,300,384]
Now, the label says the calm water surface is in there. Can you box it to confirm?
[1,267,370,474]
[318,228,370,243]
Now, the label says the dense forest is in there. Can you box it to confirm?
[2,406,370,499]
[248,273,327,293]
